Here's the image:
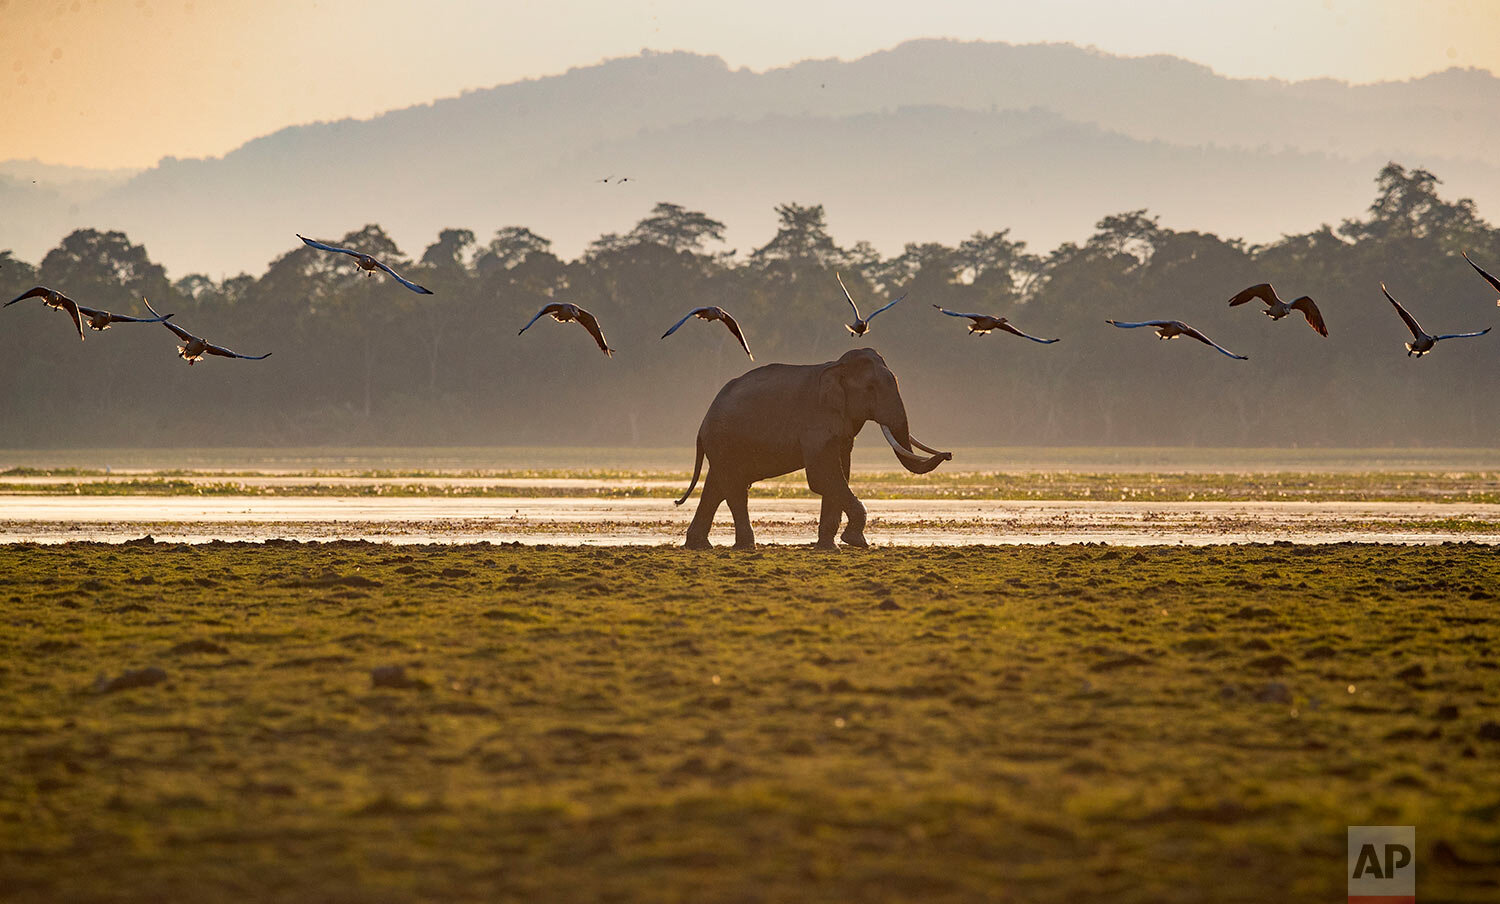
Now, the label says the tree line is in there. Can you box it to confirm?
[2,163,1497,449]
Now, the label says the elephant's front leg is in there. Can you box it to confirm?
[816,494,843,549]
[839,495,869,548]
[837,441,869,548]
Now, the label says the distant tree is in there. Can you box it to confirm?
[841,240,892,290]
[174,273,217,301]
[221,274,255,304]
[1340,162,1489,247]
[955,230,1045,305]
[1251,225,1349,271]
[39,229,174,306]
[331,224,406,261]
[751,203,843,268]
[888,242,960,288]
[481,227,552,271]
[0,250,37,288]
[585,232,632,259]
[508,250,567,296]
[627,202,726,253]
[1087,210,1162,266]
[956,230,1037,285]
[421,228,478,271]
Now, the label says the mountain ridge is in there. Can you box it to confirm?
[6,39,1500,275]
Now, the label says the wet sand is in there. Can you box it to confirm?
[3,496,1498,545]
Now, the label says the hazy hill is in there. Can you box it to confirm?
[5,39,1500,275]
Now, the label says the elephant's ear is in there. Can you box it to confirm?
[818,363,846,415]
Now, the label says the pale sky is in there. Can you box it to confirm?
[4,0,1499,169]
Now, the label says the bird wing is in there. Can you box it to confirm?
[5,286,52,307]
[835,272,861,320]
[1289,296,1328,336]
[54,296,84,340]
[160,317,200,344]
[933,304,985,319]
[1228,283,1278,307]
[1381,284,1424,338]
[718,309,753,359]
[297,234,362,259]
[1179,324,1247,359]
[1433,328,1492,341]
[998,321,1060,343]
[2,285,81,339]
[204,343,272,360]
[78,304,171,324]
[372,258,434,295]
[574,308,613,357]
[142,298,173,323]
[660,308,705,339]
[1105,319,1169,329]
[866,293,907,321]
[1463,252,1500,298]
[517,303,563,335]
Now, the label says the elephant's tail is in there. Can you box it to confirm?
[674,437,704,506]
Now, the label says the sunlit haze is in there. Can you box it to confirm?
[5,0,1500,169]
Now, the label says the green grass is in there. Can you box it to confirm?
[5,445,1500,475]
[7,470,1500,501]
[1,543,1497,902]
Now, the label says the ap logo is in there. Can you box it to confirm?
[1348,825,1415,903]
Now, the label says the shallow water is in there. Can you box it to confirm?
[4,496,1497,545]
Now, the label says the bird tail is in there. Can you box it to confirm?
[674,436,705,506]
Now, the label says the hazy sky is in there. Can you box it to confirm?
[5,0,1499,169]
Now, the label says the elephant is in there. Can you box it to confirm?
[676,347,952,550]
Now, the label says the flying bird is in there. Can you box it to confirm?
[297,234,433,294]
[5,286,85,340]
[661,306,753,359]
[77,301,173,332]
[837,272,905,337]
[148,300,271,365]
[1105,319,1248,359]
[518,302,613,357]
[1462,252,1500,306]
[1381,283,1490,357]
[932,305,1059,343]
[1227,283,1328,336]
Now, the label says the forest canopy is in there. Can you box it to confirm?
[2,163,1497,449]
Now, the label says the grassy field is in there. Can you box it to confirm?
[2,543,1498,902]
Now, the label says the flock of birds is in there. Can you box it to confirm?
[7,234,1500,365]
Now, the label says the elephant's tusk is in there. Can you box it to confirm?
[908,435,951,458]
[881,425,952,474]
[881,423,922,459]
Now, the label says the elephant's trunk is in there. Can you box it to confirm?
[880,423,952,474]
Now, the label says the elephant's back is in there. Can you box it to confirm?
[699,362,818,441]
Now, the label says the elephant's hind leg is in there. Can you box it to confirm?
[684,472,726,550]
[724,485,755,550]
